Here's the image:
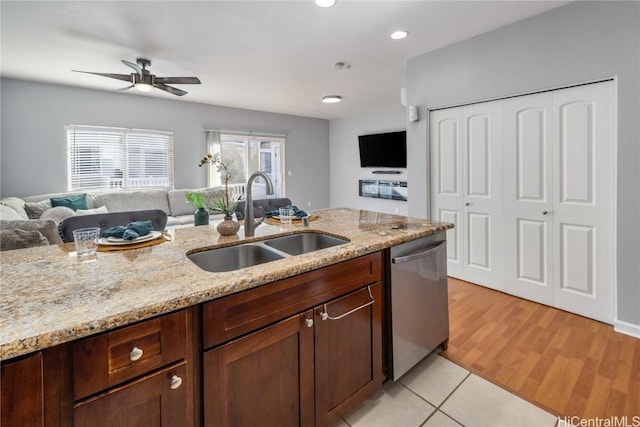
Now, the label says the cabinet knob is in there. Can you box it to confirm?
[305,318,314,328]
[170,375,183,390]
[129,346,143,361]
[542,211,549,215]
[465,202,470,206]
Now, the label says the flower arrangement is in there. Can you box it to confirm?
[198,153,238,218]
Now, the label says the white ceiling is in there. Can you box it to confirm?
[1,0,569,120]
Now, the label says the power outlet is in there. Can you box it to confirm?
[307,201,312,207]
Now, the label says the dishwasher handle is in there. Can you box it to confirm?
[391,241,446,264]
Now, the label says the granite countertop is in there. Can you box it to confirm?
[0,208,452,361]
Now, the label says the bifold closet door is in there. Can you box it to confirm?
[430,102,503,290]
[503,92,555,306]
[550,82,614,323]
[430,108,464,279]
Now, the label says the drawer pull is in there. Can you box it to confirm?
[320,286,374,321]
[305,318,314,328]
[129,346,144,361]
[170,375,183,390]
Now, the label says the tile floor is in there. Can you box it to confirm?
[335,352,558,427]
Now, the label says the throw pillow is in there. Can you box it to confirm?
[24,200,52,219]
[0,197,29,220]
[0,229,49,251]
[74,205,109,216]
[0,219,63,245]
[0,204,24,221]
[40,206,76,224]
[50,194,88,211]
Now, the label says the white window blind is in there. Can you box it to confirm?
[66,125,174,191]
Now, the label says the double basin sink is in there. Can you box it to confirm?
[187,232,349,272]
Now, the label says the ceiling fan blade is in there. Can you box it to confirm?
[72,70,133,82]
[155,77,201,85]
[118,85,135,91]
[121,60,142,77]
[154,83,187,96]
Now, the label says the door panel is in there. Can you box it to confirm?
[517,219,547,284]
[503,93,554,305]
[466,114,490,197]
[430,108,464,279]
[461,101,503,289]
[560,224,594,295]
[467,212,490,269]
[552,82,614,323]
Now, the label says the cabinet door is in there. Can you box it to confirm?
[73,362,188,427]
[1,352,44,427]
[314,283,384,426]
[203,311,315,427]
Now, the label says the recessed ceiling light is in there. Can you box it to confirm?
[322,95,342,104]
[315,0,336,7]
[390,30,409,40]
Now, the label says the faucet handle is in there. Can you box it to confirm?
[254,206,266,227]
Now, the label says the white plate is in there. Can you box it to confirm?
[99,231,163,246]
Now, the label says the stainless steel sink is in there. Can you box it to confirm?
[187,244,285,272]
[187,232,349,272]
[263,232,348,256]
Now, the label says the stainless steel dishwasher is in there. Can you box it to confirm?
[388,232,449,381]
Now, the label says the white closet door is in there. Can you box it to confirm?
[430,108,464,279]
[503,93,554,305]
[552,82,614,323]
[461,101,503,290]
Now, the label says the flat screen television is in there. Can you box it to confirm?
[358,130,407,168]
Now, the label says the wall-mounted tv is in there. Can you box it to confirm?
[358,130,407,168]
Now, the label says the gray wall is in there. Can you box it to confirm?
[329,106,408,215]
[0,78,330,210]
[406,1,640,328]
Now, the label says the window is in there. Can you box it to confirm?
[66,125,174,191]
[205,130,285,199]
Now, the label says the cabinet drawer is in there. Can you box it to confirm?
[73,310,187,400]
[203,252,382,349]
[74,361,188,427]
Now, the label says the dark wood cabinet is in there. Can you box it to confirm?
[314,283,383,426]
[202,253,385,427]
[203,311,315,427]
[1,352,44,427]
[74,362,188,427]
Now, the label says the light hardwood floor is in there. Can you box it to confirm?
[443,278,640,419]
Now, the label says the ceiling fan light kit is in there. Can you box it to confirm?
[72,57,201,96]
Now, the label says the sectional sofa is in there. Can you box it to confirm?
[0,187,225,250]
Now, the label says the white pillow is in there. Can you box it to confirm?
[40,206,76,224]
[0,204,23,221]
[74,205,109,216]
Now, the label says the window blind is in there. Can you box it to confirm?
[66,125,174,191]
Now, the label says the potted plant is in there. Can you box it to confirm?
[199,153,240,235]
[185,191,209,226]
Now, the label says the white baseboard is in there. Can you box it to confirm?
[614,319,640,338]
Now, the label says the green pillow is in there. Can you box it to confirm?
[50,194,88,211]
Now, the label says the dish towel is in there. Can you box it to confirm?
[265,205,308,218]
[101,220,154,240]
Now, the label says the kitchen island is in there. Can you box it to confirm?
[1,208,452,426]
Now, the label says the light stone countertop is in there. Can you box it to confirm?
[0,208,453,361]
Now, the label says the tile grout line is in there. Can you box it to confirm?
[396,370,473,427]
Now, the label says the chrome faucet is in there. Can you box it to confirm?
[243,171,274,237]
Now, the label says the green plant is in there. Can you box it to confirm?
[199,153,239,218]
[185,191,206,209]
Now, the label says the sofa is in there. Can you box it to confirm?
[0,187,225,250]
